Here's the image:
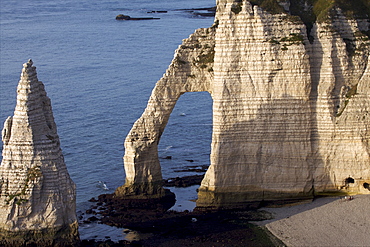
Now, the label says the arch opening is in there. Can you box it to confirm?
[158,91,212,211]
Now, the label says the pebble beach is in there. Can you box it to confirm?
[254,195,370,246]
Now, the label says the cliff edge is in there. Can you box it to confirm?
[116,0,370,209]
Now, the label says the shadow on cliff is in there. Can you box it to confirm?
[205,93,332,206]
[87,94,336,246]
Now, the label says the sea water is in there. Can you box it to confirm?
[0,0,214,241]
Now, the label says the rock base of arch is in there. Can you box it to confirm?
[196,188,315,210]
[113,182,176,210]
[115,181,167,199]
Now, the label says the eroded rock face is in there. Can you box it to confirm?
[117,0,370,209]
[0,60,79,246]
[116,27,216,198]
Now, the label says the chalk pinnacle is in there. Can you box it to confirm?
[0,60,79,246]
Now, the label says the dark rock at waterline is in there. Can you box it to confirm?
[174,165,209,173]
[116,14,130,20]
[84,204,278,246]
[176,6,216,12]
[83,215,99,224]
[85,190,176,228]
[88,197,98,202]
[164,175,204,187]
[96,189,176,212]
[85,209,94,214]
[176,6,216,17]
[80,239,133,246]
[83,188,280,246]
[192,11,216,17]
[116,14,160,20]
[87,216,99,222]
[147,10,168,13]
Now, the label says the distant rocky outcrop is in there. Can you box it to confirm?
[116,14,160,20]
[117,0,370,209]
[0,60,79,246]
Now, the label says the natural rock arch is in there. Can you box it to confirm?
[116,0,370,209]
[115,26,216,199]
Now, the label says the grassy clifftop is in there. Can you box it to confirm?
[248,0,370,22]
[246,0,369,39]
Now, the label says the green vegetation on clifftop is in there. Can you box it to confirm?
[249,1,368,26]
[249,0,285,14]
[247,0,369,39]
[248,0,369,19]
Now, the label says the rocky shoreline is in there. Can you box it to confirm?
[79,171,285,246]
[80,194,370,246]
[80,195,283,246]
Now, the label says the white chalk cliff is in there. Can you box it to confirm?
[0,60,78,246]
[116,0,370,208]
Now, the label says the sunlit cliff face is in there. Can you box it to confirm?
[0,60,79,246]
[117,0,370,209]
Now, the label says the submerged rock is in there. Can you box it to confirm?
[117,0,370,209]
[116,14,160,20]
[164,175,204,187]
[0,60,79,246]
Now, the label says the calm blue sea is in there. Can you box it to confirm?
[0,0,214,241]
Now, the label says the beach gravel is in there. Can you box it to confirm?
[254,195,370,247]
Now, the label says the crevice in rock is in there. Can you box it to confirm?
[364,182,370,190]
[345,177,355,185]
